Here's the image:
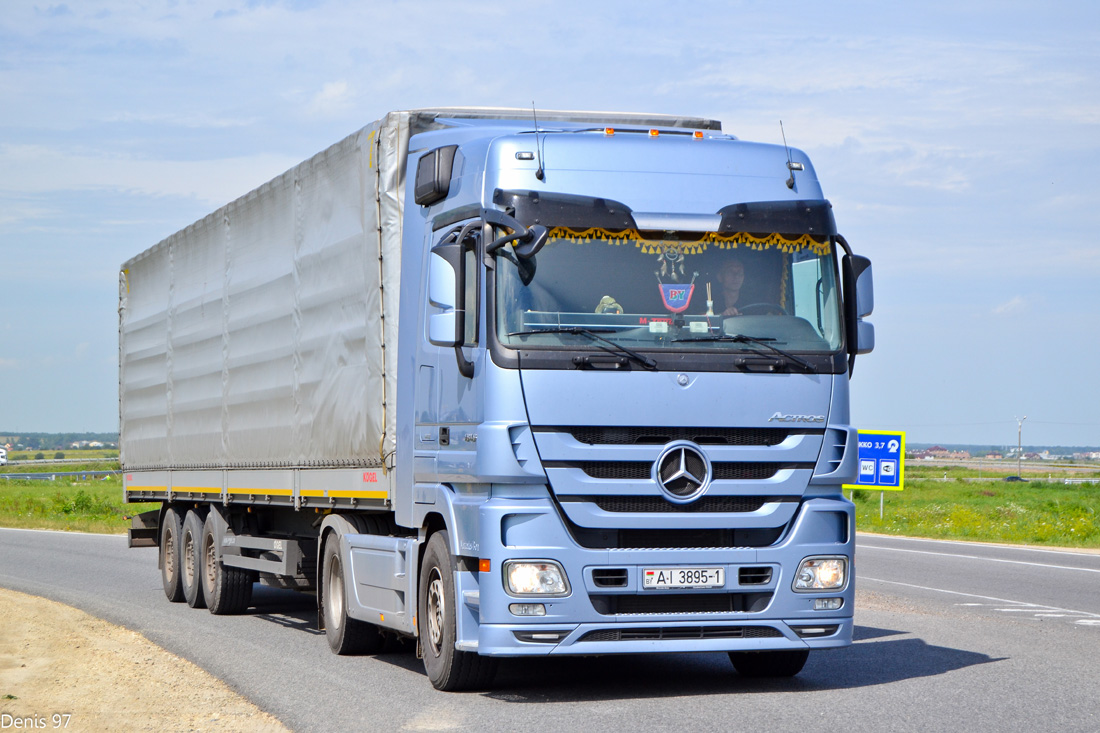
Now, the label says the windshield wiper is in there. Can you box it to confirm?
[508,327,658,371]
[672,333,816,373]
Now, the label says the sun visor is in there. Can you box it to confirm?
[493,189,636,230]
[717,200,836,237]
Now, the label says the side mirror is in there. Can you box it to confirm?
[856,320,875,355]
[514,224,548,259]
[851,256,873,318]
[428,241,464,346]
[414,145,458,207]
[842,253,875,364]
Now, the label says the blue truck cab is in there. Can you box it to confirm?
[394,113,874,686]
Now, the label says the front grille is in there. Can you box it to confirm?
[573,496,774,513]
[579,626,783,642]
[574,461,651,480]
[590,591,773,615]
[556,461,808,481]
[570,526,785,550]
[559,426,799,446]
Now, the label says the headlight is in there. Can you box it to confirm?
[504,560,570,596]
[793,557,848,592]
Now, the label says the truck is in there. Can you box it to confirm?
[121,107,875,690]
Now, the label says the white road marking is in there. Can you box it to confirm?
[994,608,1045,613]
[858,544,1100,574]
[857,533,1100,558]
[861,576,1100,619]
[0,526,123,538]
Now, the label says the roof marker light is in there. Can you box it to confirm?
[649,129,659,137]
[694,131,704,139]
[604,127,615,135]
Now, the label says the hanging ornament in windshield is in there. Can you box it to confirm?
[658,271,698,314]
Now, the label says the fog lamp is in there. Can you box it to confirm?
[509,603,547,616]
[793,557,848,591]
[504,560,569,596]
[814,597,844,611]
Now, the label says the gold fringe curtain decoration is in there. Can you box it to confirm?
[780,253,790,311]
[544,227,831,256]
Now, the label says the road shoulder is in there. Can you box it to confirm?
[0,587,289,732]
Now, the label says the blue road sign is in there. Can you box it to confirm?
[843,430,906,491]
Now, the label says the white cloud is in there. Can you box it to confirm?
[0,144,300,207]
[103,111,258,129]
[306,81,353,118]
[992,296,1026,315]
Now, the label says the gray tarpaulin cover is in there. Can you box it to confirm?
[120,108,721,472]
[120,112,415,471]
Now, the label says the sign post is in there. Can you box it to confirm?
[843,430,906,518]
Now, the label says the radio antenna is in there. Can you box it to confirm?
[780,120,795,189]
[779,120,803,189]
[532,102,545,181]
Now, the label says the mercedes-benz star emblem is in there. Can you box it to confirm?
[653,442,711,503]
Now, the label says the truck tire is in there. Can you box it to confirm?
[418,531,496,691]
[200,511,253,615]
[160,507,185,603]
[182,510,207,609]
[729,649,809,678]
[321,532,383,655]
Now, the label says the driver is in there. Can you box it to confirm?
[715,258,745,316]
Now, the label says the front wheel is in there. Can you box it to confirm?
[729,649,809,677]
[418,531,496,691]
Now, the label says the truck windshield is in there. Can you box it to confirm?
[495,227,843,355]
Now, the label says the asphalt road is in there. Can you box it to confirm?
[2,527,1098,732]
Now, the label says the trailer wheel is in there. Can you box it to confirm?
[200,511,253,615]
[728,649,809,678]
[321,532,383,655]
[160,507,185,603]
[182,510,207,609]
[418,531,496,691]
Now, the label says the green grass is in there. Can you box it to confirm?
[0,474,156,534]
[1,461,1097,546]
[1,460,122,474]
[5,449,119,463]
[852,470,1100,548]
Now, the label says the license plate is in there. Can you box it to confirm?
[643,566,725,589]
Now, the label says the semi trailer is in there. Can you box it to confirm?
[121,107,875,690]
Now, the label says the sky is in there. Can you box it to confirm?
[1,1,1099,448]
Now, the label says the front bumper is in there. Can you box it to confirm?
[466,494,855,656]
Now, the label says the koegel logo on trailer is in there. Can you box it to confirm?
[843,430,906,491]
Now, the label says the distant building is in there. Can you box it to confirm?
[927,446,970,460]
